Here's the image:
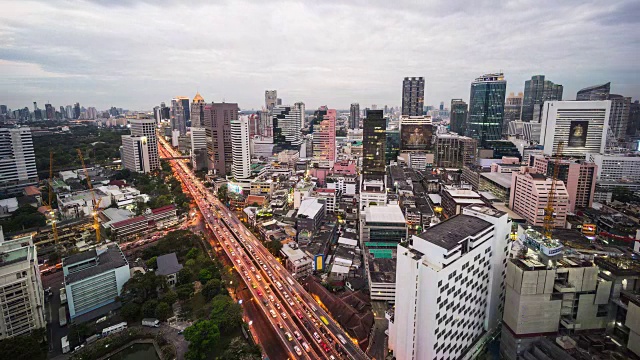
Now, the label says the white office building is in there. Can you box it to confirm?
[539,101,610,156]
[129,119,159,171]
[272,105,303,147]
[586,153,640,183]
[121,135,150,173]
[231,116,251,180]
[0,230,45,340]
[190,127,207,171]
[389,205,510,360]
[0,127,38,196]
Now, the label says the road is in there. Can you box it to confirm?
[158,136,368,360]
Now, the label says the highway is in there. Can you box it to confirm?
[158,136,368,360]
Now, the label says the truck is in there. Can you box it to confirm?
[61,336,70,354]
[59,288,67,305]
[142,318,160,328]
[59,307,67,327]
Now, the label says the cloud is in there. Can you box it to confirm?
[0,0,638,110]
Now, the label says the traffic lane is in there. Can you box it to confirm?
[41,271,67,355]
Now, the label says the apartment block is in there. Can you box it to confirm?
[532,156,597,212]
[509,168,569,228]
[0,127,38,196]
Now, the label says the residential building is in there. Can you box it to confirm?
[296,198,325,233]
[190,92,205,128]
[0,231,45,340]
[576,82,610,101]
[121,135,150,173]
[190,127,208,171]
[362,110,386,180]
[171,96,190,135]
[532,156,597,211]
[467,73,507,147]
[509,168,569,227]
[312,109,336,163]
[359,204,407,248]
[360,178,386,210]
[450,99,468,136]
[608,94,632,140]
[63,244,130,319]
[350,103,360,129]
[402,77,425,116]
[440,185,484,218]
[399,115,433,152]
[521,75,563,122]
[156,253,182,288]
[627,100,640,136]
[280,243,313,279]
[503,92,523,132]
[272,105,303,149]
[231,116,251,180]
[265,90,277,111]
[389,205,510,360]
[294,102,305,130]
[539,101,610,157]
[434,133,477,168]
[204,102,238,176]
[315,188,336,213]
[0,127,38,196]
[129,119,159,171]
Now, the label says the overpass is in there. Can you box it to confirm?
[160,155,191,160]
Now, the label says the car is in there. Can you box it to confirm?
[294,346,302,356]
[302,342,311,352]
[294,331,302,340]
[235,259,241,265]
[285,332,293,341]
[257,290,263,297]
[250,266,256,273]
[269,295,275,302]
[256,275,262,281]
[322,342,331,352]
[251,283,257,289]
[296,311,303,319]
[288,299,295,306]
[313,332,321,342]
[281,312,287,319]
[275,303,281,309]
[269,310,277,318]
[277,322,284,329]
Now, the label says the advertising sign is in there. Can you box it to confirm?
[568,121,588,147]
[401,124,433,151]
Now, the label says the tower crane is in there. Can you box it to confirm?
[76,149,101,243]
[543,141,564,239]
[42,151,59,245]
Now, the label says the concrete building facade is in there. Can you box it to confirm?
[509,168,569,228]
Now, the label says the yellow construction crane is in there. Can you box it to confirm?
[76,149,101,243]
[543,141,564,239]
[43,151,59,245]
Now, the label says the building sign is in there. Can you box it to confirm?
[401,124,433,151]
[568,121,588,147]
[314,254,324,271]
[228,182,243,194]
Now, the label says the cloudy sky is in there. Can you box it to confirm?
[1,0,638,111]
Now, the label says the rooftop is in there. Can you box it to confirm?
[443,187,481,198]
[65,244,128,284]
[156,253,183,276]
[480,172,512,188]
[417,215,492,250]
[365,205,406,224]
[297,198,324,219]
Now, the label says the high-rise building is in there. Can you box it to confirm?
[608,94,631,140]
[204,102,238,176]
[171,96,190,135]
[389,205,510,360]
[628,100,640,136]
[0,127,38,196]
[402,77,425,116]
[503,92,523,133]
[532,156,597,212]
[385,130,400,165]
[121,135,150,173]
[350,103,360,130]
[294,102,305,130]
[509,167,569,227]
[521,75,563,122]
[312,109,336,163]
[129,119,159,171]
[399,115,433,152]
[439,101,444,111]
[190,127,207,171]
[86,107,97,120]
[73,103,80,120]
[576,82,610,101]
[231,116,251,180]
[65,105,73,119]
[190,92,206,128]
[467,73,507,147]
[0,231,46,340]
[272,105,303,149]
[265,90,277,111]
[362,110,386,180]
[44,103,55,120]
[434,133,477,168]
[59,106,65,119]
[450,99,468,135]
[539,101,610,157]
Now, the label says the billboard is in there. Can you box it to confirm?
[314,254,324,271]
[401,124,433,151]
[568,121,588,147]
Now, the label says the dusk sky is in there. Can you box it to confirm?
[1,0,638,111]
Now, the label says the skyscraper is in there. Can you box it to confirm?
[121,135,151,173]
[608,94,631,140]
[171,96,190,135]
[402,77,425,116]
[450,99,468,135]
[231,116,251,180]
[129,119,159,171]
[190,127,208,171]
[272,105,303,149]
[204,102,238,176]
[73,103,80,120]
[44,103,55,120]
[576,82,610,100]
[312,109,336,163]
[627,100,640,136]
[362,110,386,180]
[294,102,305,130]
[350,103,360,129]
[467,73,507,147]
[59,106,65,118]
[521,75,563,122]
[0,128,38,196]
[265,90,277,111]
[190,92,206,128]
[503,92,524,134]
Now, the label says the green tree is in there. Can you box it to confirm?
[220,337,262,360]
[184,320,221,360]
[217,184,228,204]
[201,279,222,301]
[210,295,243,332]
[120,302,141,322]
[146,256,158,270]
[0,329,47,360]
[265,239,283,256]
[186,248,200,259]
[177,268,193,285]
[155,302,172,321]
[163,291,178,306]
[141,300,159,318]
[67,323,90,345]
[612,186,632,202]
[177,283,194,301]
[198,269,212,284]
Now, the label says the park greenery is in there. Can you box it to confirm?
[0,329,47,360]
[0,204,47,233]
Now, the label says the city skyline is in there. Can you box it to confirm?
[1,0,639,110]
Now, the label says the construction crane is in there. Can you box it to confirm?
[43,151,59,245]
[76,149,101,243]
[543,141,564,239]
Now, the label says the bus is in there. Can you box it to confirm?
[101,322,128,337]
[58,307,67,327]
[320,316,329,325]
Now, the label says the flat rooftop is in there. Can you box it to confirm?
[365,205,406,224]
[480,172,512,188]
[417,215,492,250]
[297,198,324,219]
[65,244,128,284]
